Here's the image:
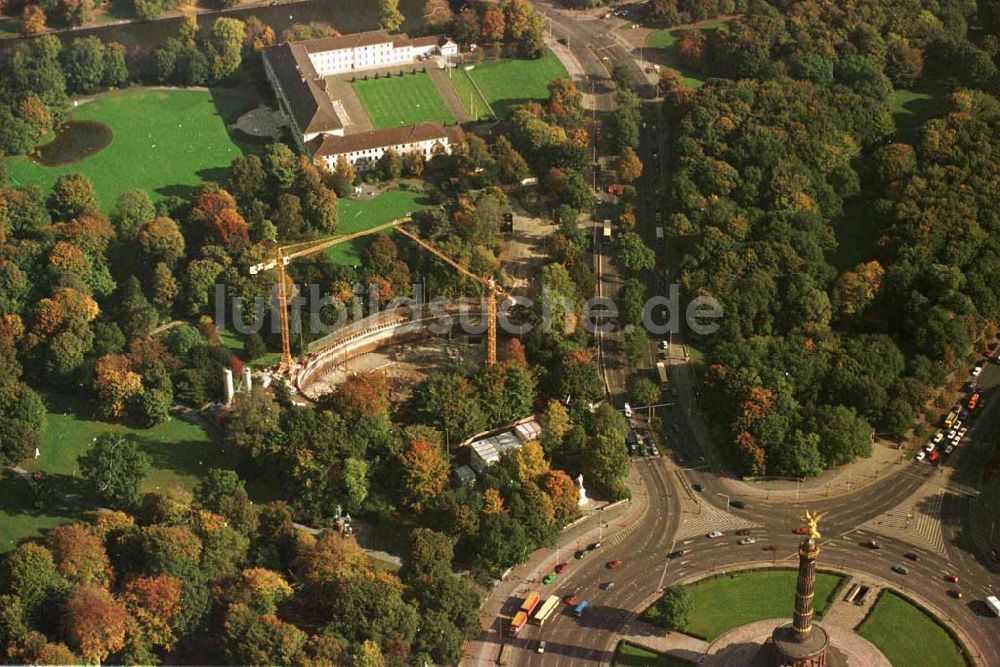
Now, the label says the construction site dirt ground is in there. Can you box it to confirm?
[303,337,487,401]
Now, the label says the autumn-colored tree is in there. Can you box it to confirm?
[64,584,131,665]
[223,603,307,665]
[482,487,506,514]
[228,567,293,615]
[514,440,550,483]
[18,93,52,137]
[398,439,449,509]
[292,530,371,585]
[676,29,706,68]
[330,371,389,420]
[49,241,90,276]
[47,523,112,586]
[53,212,116,256]
[832,260,884,319]
[503,338,527,366]
[21,4,46,35]
[617,147,643,183]
[543,469,579,521]
[49,174,97,221]
[244,16,276,51]
[90,510,135,540]
[423,0,453,29]
[481,5,505,43]
[377,0,403,31]
[93,354,143,419]
[123,574,184,651]
[214,207,251,249]
[135,216,185,266]
[331,155,356,197]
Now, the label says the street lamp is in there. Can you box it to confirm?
[717,493,730,511]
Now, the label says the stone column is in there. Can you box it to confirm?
[793,538,820,640]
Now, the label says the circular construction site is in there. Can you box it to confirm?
[303,336,486,402]
[295,305,489,401]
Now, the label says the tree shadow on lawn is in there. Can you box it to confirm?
[131,431,232,490]
[0,471,91,551]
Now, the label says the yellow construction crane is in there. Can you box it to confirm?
[249,217,410,373]
[394,226,509,366]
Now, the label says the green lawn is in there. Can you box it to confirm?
[644,570,844,641]
[23,392,228,495]
[0,471,88,554]
[644,19,732,89]
[327,189,434,265]
[353,71,457,129]
[450,51,569,120]
[5,87,257,211]
[888,89,940,137]
[858,592,968,667]
[613,642,694,667]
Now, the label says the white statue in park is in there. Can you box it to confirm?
[576,473,588,506]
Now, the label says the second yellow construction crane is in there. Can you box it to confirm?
[395,226,509,366]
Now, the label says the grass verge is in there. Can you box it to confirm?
[643,569,844,641]
[858,590,969,667]
[612,641,694,666]
[353,71,457,128]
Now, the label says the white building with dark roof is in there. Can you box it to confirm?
[262,29,463,170]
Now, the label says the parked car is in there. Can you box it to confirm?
[738,537,756,545]
[730,500,746,509]
[867,539,880,549]
[574,550,587,559]
[929,450,940,463]
[707,531,723,539]
[606,559,624,569]
[945,574,959,583]
[958,427,969,440]
[948,589,963,599]
[904,552,919,561]
[793,527,810,535]
[944,444,954,455]
[542,573,556,585]
[589,542,602,551]
[932,431,945,444]
[537,640,547,654]
[600,581,615,590]
[693,483,704,492]
[915,451,926,462]
[555,563,569,574]
[972,364,984,377]
[564,593,579,605]
[667,550,685,559]
[891,565,909,575]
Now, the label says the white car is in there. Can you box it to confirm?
[924,442,936,453]
[537,640,546,654]
[932,431,945,444]
[944,444,955,455]
[947,429,958,441]
[972,365,983,377]
[958,427,969,440]
[707,531,724,539]
[738,537,756,545]
[915,451,926,462]
[953,420,964,431]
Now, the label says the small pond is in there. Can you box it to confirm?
[33,120,113,166]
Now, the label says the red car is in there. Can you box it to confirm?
[554,563,569,574]
[564,593,579,605]
[793,527,809,535]
[945,574,959,583]
[606,559,624,569]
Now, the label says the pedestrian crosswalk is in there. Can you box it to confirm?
[860,488,946,555]
[673,496,758,541]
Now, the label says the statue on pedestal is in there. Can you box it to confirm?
[576,473,588,506]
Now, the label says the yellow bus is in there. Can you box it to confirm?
[656,361,669,385]
[532,595,561,626]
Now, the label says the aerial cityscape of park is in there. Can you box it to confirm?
[0,0,999,666]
